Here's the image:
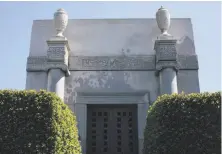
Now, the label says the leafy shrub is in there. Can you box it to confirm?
[143,92,221,154]
[0,90,81,154]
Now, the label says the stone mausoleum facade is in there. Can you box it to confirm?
[26,7,200,154]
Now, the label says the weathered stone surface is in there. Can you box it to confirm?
[26,18,200,154]
[47,69,65,100]
[155,40,177,62]
[29,19,196,56]
[69,56,155,70]
[26,55,198,71]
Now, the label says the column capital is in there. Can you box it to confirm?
[47,37,70,50]
[154,38,178,73]
[46,37,70,76]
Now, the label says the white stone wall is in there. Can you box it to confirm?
[64,70,158,154]
[64,71,159,104]
[26,18,200,154]
[26,72,48,90]
[29,19,195,57]
[177,70,200,93]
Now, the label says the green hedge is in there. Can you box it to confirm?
[143,92,221,154]
[0,90,81,154]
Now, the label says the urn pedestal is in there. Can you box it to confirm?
[46,8,70,101]
[159,68,178,95]
[46,37,70,101]
[155,39,178,95]
[47,69,65,100]
[155,6,178,95]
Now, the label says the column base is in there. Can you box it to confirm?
[47,68,65,100]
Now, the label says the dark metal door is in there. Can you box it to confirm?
[87,105,138,154]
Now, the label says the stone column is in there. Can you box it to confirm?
[138,103,149,154]
[155,39,178,95]
[155,6,178,95]
[74,104,87,154]
[46,38,70,100]
[46,8,70,101]
[159,68,178,94]
[47,69,65,99]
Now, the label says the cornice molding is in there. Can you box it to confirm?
[26,55,198,71]
[154,39,199,72]
[44,39,70,76]
[75,90,150,105]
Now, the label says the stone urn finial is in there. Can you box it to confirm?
[54,8,68,37]
[156,6,171,36]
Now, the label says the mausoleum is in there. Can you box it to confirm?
[26,7,200,154]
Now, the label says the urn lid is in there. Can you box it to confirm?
[57,8,65,11]
[54,8,67,15]
[158,6,166,11]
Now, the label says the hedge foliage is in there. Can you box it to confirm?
[0,90,81,154]
[143,92,221,154]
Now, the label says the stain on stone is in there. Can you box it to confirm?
[68,97,73,104]
[68,84,72,88]
[65,71,159,105]
[177,36,195,55]
[67,88,72,94]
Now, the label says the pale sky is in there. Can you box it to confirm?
[0,1,221,92]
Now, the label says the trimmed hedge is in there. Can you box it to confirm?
[0,90,81,154]
[143,92,221,154]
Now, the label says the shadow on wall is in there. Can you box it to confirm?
[177,36,196,55]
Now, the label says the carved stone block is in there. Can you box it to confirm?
[47,45,69,65]
[27,56,155,71]
[26,55,198,72]
[156,44,177,61]
[69,56,155,70]
[156,61,179,71]
[27,57,48,71]
[155,39,177,62]
[45,39,70,74]
[177,54,199,69]
[154,39,179,72]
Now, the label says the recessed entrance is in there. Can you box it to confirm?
[86,104,138,154]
